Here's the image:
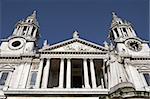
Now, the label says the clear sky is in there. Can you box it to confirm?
[0,0,149,47]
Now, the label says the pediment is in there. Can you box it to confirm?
[0,64,15,70]
[138,66,150,70]
[39,38,108,52]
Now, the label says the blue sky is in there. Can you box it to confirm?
[0,0,149,47]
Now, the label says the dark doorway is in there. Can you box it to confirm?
[47,58,60,88]
[71,59,83,88]
[72,76,82,88]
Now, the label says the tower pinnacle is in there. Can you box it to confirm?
[12,11,40,41]
[109,12,137,42]
[25,11,39,27]
[111,12,122,24]
[112,12,118,19]
[26,11,37,21]
[31,11,36,18]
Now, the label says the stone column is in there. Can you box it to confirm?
[21,63,31,88]
[35,59,44,88]
[28,26,33,36]
[19,27,24,36]
[33,28,38,38]
[58,58,65,88]
[83,59,90,88]
[9,64,23,89]
[118,28,123,37]
[101,78,104,89]
[17,64,24,88]
[41,59,50,88]
[66,58,71,88]
[112,30,117,38]
[90,59,97,88]
[12,26,18,35]
[107,67,111,89]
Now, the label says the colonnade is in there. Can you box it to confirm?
[35,58,103,89]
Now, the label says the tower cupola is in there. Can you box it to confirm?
[109,12,137,42]
[25,11,39,26]
[12,11,40,41]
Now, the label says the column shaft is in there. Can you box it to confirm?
[21,63,31,88]
[41,59,50,88]
[33,28,37,38]
[66,59,71,88]
[112,30,117,38]
[90,59,97,88]
[58,58,65,88]
[28,26,33,36]
[83,59,90,88]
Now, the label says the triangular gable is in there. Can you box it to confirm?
[0,65,15,70]
[39,38,108,52]
[138,66,150,70]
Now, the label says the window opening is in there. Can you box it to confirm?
[0,72,9,85]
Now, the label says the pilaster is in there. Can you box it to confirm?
[35,59,44,88]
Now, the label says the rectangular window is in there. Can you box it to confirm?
[143,73,150,86]
[30,72,37,86]
[0,72,9,85]
[123,28,127,33]
[23,26,27,31]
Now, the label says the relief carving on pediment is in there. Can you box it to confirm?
[64,44,89,51]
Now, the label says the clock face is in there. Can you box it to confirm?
[125,39,142,52]
[9,38,26,50]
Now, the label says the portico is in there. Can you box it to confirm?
[35,32,108,90]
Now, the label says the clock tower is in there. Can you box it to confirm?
[0,11,40,56]
[109,12,149,56]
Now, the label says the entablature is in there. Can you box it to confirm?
[124,58,150,65]
[39,51,107,55]
[39,52,108,59]
[0,55,40,64]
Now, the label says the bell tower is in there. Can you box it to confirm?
[0,11,40,56]
[109,12,137,42]
[109,12,149,56]
[12,11,39,41]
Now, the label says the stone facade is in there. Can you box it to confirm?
[0,11,149,99]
